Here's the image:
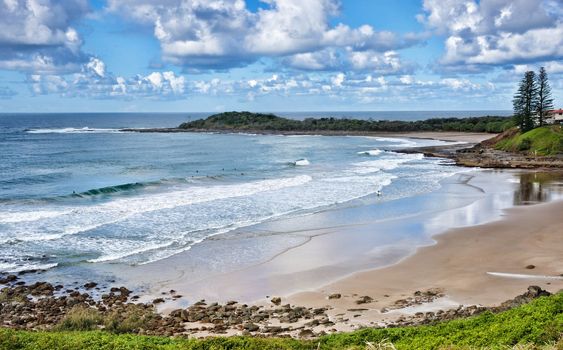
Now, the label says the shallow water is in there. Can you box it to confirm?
[1,113,469,273]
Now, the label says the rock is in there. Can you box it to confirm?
[355,296,373,304]
[83,282,97,289]
[270,297,281,305]
[328,293,341,300]
[7,274,18,281]
[243,323,259,332]
[152,298,165,304]
[305,319,319,327]
[264,326,282,333]
[298,329,315,338]
[525,264,536,269]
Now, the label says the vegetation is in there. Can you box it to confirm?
[494,125,563,156]
[179,111,514,133]
[55,306,103,332]
[536,67,554,127]
[0,292,561,350]
[513,67,554,132]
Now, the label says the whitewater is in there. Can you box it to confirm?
[0,114,466,273]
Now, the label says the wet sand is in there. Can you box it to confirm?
[86,170,562,321]
[286,198,563,330]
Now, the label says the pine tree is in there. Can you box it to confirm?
[535,67,554,126]
[513,71,537,132]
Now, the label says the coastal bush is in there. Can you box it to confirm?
[0,293,561,349]
[179,111,513,134]
[55,306,102,331]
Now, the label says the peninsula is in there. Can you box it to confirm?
[123,111,563,169]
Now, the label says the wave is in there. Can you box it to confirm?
[293,159,310,166]
[0,262,58,273]
[0,175,313,231]
[351,153,424,174]
[0,210,72,224]
[71,182,153,197]
[25,127,124,134]
[357,149,383,156]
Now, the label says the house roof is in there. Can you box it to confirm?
[547,109,563,114]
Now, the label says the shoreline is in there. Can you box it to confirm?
[1,182,561,337]
[2,131,562,338]
[121,127,494,143]
[285,198,563,331]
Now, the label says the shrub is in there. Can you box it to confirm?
[103,305,157,334]
[518,138,532,151]
[55,306,102,331]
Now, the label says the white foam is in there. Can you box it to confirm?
[88,241,176,263]
[351,153,424,174]
[26,127,123,134]
[294,159,310,166]
[0,210,70,224]
[0,262,58,273]
[0,175,314,241]
[357,149,383,156]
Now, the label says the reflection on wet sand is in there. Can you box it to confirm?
[513,172,563,205]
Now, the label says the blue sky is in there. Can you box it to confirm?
[0,0,562,112]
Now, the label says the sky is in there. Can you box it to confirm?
[0,0,562,112]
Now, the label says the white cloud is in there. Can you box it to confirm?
[85,58,105,78]
[107,0,423,70]
[331,73,345,87]
[0,0,90,73]
[31,58,187,99]
[419,0,563,69]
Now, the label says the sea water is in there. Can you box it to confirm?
[0,112,487,273]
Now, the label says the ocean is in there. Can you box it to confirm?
[0,112,506,274]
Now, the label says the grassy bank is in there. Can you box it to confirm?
[0,293,561,350]
[494,125,563,156]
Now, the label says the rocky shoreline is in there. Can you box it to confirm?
[0,273,555,339]
[399,142,563,169]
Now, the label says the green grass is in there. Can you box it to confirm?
[0,293,561,350]
[495,125,563,156]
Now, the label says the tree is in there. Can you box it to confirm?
[513,71,538,132]
[535,67,554,126]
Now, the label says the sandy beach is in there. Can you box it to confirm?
[95,168,562,325]
[287,198,563,330]
[1,129,562,338]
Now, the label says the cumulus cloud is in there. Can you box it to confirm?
[419,0,563,70]
[28,56,500,106]
[107,0,423,70]
[282,48,414,74]
[0,0,90,73]
[31,57,187,98]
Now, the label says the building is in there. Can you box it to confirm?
[545,109,563,124]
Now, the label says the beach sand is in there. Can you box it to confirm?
[106,169,562,326]
[12,132,562,336]
[375,131,494,143]
[286,199,563,330]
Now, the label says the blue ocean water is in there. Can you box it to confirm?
[0,112,482,273]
